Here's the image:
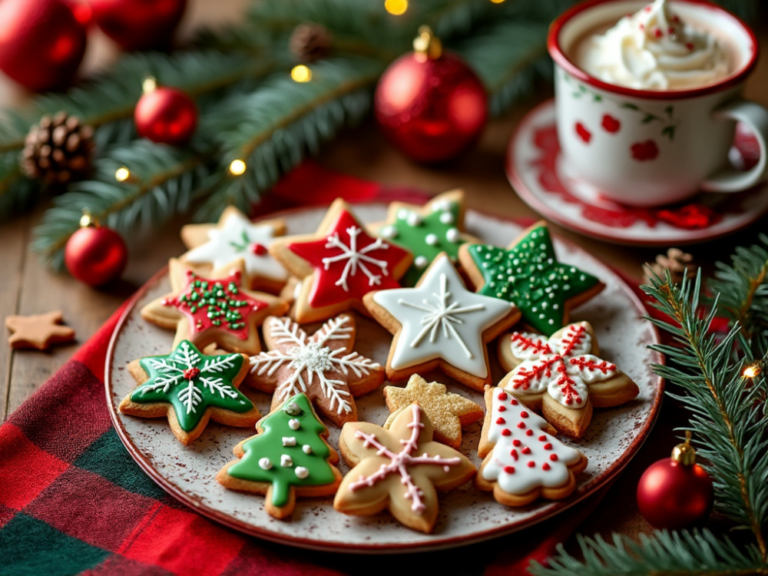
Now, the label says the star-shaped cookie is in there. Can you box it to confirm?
[383,374,483,449]
[364,253,520,390]
[496,321,639,438]
[268,198,413,323]
[248,314,384,426]
[368,190,479,286]
[459,221,604,336]
[334,403,476,533]
[141,258,288,356]
[120,340,259,445]
[6,311,75,350]
[180,206,288,294]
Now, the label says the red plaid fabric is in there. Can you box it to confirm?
[0,163,612,575]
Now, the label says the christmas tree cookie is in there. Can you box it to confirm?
[369,190,479,286]
[268,198,413,323]
[458,221,604,336]
[383,374,483,449]
[216,393,342,519]
[497,322,639,438]
[120,340,258,445]
[334,403,476,533]
[180,206,289,294]
[364,253,520,390]
[141,258,288,356]
[248,314,384,427]
[476,386,588,507]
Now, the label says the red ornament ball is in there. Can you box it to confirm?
[88,0,187,51]
[375,27,487,164]
[0,0,87,91]
[637,444,713,530]
[65,221,128,287]
[135,86,198,146]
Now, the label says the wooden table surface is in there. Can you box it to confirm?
[1,0,766,552]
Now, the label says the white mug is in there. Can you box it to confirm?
[548,0,768,207]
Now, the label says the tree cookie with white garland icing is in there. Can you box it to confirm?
[120,340,258,445]
[180,206,289,294]
[364,253,520,390]
[497,321,639,438]
[458,221,604,337]
[369,190,479,286]
[268,198,413,323]
[140,258,289,356]
[247,314,384,427]
[216,393,342,519]
[476,386,588,506]
[383,374,483,449]
[334,403,476,533]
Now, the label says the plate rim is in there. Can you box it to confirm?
[105,203,665,554]
[506,98,768,247]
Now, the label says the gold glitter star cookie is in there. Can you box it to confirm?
[383,375,483,449]
[6,311,75,350]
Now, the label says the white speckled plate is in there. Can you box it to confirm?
[105,204,663,554]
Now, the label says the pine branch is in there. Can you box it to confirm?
[529,530,768,576]
[197,57,382,220]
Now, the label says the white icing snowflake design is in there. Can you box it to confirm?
[373,256,514,378]
[504,323,619,407]
[184,211,287,281]
[249,315,380,415]
[323,226,389,292]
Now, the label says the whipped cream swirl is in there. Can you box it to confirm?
[577,0,730,90]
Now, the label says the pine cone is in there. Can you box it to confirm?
[289,23,332,63]
[21,112,94,185]
[644,248,696,285]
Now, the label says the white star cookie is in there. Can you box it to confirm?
[364,253,520,390]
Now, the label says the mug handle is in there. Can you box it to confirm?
[700,99,768,193]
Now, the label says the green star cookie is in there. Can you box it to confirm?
[458,221,604,336]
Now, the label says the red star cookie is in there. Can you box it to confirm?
[269,199,413,323]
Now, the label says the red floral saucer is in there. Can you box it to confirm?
[507,100,768,246]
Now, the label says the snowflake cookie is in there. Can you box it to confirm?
[180,206,289,294]
[458,221,604,336]
[217,393,342,519]
[497,321,640,438]
[383,374,483,449]
[476,387,588,506]
[120,340,258,445]
[268,198,413,323]
[364,253,520,390]
[140,258,288,356]
[248,313,384,426]
[368,190,479,286]
[334,403,476,533]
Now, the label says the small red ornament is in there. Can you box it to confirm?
[65,212,128,287]
[374,26,487,164]
[87,0,187,51]
[134,77,197,146]
[637,431,713,530]
[0,0,87,91]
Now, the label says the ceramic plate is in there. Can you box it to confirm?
[105,204,663,553]
[507,100,768,246]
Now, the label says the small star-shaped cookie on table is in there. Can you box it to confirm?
[140,258,288,356]
[5,311,75,350]
[458,220,604,337]
[268,198,413,323]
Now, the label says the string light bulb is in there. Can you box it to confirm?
[489,0,505,3]
[743,364,761,379]
[229,159,247,176]
[291,65,312,83]
[384,0,408,15]
[115,167,131,182]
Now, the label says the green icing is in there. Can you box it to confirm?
[467,225,600,336]
[131,340,252,432]
[226,393,337,507]
[379,201,466,286]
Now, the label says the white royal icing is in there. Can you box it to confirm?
[289,418,301,430]
[258,457,272,470]
[282,436,297,446]
[373,256,514,378]
[482,390,582,494]
[280,454,293,467]
[295,466,309,479]
[302,444,313,454]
